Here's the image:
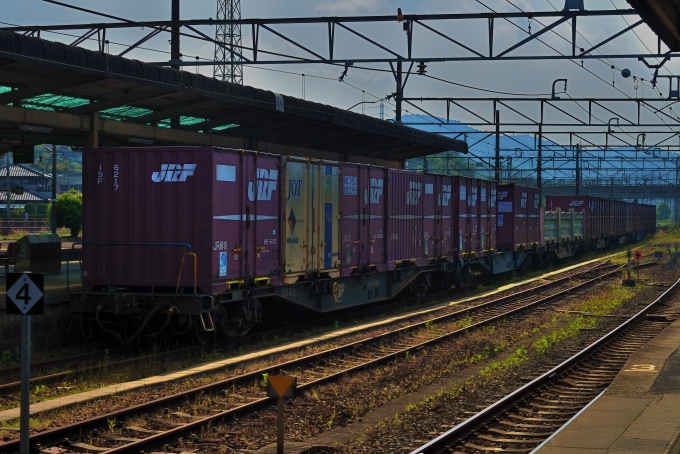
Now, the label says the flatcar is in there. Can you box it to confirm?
[75,147,655,340]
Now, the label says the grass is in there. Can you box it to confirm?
[365,276,645,441]
[0,231,661,425]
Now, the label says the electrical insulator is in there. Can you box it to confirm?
[417,61,427,75]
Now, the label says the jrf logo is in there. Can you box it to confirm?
[520,192,528,208]
[438,184,451,207]
[151,164,197,182]
[490,189,497,207]
[363,178,384,204]
[569,200,585,207]
[248,168,278,201]
[406,182,422,205]
[534,194,540,209]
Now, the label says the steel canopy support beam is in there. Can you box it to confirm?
[64,88,173,115]
[119,27,167,57]
[580,19,644,56]
[496,15,571,58]
[0,103,244,147]
[0,75,103,104]
[126,99,227,124]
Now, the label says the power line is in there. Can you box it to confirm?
[476,0,679,133]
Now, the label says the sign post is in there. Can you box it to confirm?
[266,376,297,454]
[634,249,642,281]
[20,314,30,454]
[6,272,44,454]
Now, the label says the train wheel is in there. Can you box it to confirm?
[452,269,463,288]
[414,273,431,298]
[461,266,473,286]
[192,322,214,345]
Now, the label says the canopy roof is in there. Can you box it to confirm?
[627,0,680,50]
[0,32,467,165]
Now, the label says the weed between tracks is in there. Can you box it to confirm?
[157,276,652,452]
[335,278,655,453]
[0,257,611,434]
[0,256,660,451]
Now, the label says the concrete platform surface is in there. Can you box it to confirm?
[536,318,680,454]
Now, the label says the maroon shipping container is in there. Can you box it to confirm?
[603,197,612,236]
[386,169,426,268]
[527,186,542,246]
[426,174,455,261]
[454,176,481,257]
[478,179,497,253]
[82,146,285,295]
[339,163,388,275]
[438,175,455,261]
[497,184,533,251]
[422,173,437,261]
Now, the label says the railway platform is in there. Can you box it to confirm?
[0,260,81,308]
[535,317,680,454]
[0,240,82,307]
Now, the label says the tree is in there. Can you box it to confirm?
[657,201,672,222]
[36,204,48,216]
[23,203,36,215]
[48,189,82,237]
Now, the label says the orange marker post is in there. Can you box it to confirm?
[634,249,642,281]
[267,376,297,454]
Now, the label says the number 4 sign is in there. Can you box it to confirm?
[6,272,44,315]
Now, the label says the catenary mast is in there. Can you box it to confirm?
[214,0,243,84]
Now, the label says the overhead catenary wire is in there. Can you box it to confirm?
[476,0,680,133]
[7,3,679,148]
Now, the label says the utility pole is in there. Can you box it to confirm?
[6,153,10,231]
[537,124,543,198]
[170,0,181,69]
[395,59,403,123]
[673,158,680,225]
[575,143,581,195]
[214,0,243,84]
[537,101,543,199]
[169,0,181,130]
[51,145,56,233]
[494,109,500,183]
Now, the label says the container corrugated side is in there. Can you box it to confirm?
[386,169,425,268]
[82,146,214,292]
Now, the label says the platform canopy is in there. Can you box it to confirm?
[0,32,467,166]
[627,0,680,51]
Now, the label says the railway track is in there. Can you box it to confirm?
[411,271,680,454]
[0,258,645,453]
[0,257,620,397]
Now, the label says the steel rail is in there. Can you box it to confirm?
[411,269,680,454]
[98,263,652,454]
[0,259,634,453]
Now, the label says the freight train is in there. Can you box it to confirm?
[75,147,656,341]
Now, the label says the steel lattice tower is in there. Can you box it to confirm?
[214,0,243,84]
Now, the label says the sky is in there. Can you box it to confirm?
[2,0,679,150]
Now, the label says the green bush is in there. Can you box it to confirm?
[47,189,82,238]
[36,204,48,215]
[23,203,36,215]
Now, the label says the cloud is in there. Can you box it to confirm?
[314,0,388,15]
